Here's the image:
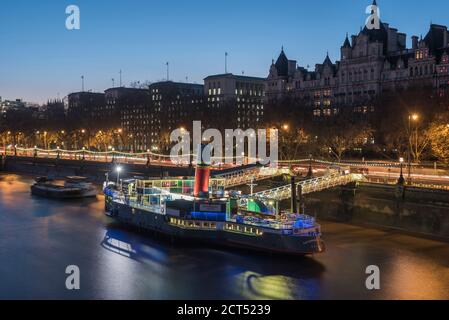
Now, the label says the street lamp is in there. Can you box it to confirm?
[407,113,419,184]
[116,165,122,185]
[398,157,405,185]
[307,154,313,178]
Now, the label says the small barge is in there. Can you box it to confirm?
[31,176,98,199]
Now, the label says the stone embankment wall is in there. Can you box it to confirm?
[306,182,449,240]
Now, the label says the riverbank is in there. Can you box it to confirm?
[304,182,449,242]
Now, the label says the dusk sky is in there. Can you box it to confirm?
[1,0,448,104]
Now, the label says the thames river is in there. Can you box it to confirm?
[0,173,448,300]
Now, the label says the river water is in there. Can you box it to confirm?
[0,173,448,300]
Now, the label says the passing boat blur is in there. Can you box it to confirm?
[31,176,98,199]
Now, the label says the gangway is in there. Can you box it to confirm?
[246,173,366,201]
[216,167,288,188]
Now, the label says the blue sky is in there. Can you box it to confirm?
[1,0,448,103]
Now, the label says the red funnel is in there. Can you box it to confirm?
[194,144,211,198]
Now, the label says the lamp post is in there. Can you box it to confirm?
[398,157,405,185]
[43,131,48,150]
[307,154,313,179]
[407,113,419,185]
[146,149,151,167]
[116,128,123,151]
[116,165,122,185]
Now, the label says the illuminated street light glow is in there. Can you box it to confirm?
[115,165,122,185]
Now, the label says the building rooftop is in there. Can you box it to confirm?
[204,73,265,82]
[149,81,204,89]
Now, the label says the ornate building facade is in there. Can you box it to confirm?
[266,3,449,118]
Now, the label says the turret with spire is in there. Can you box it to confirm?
[341,33,352,60]
[323,52,332,66]
[274,46,289,77]
[342,33,351,48]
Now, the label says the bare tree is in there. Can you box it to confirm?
[319,122,373,161]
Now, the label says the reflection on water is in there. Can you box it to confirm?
[384,254,449,300]
[100,226,325,300]
[101,227,169,264]
[234,272,298,300]
[1,173,448,300]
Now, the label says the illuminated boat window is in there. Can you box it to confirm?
[169,217,218,230]
[225,223,263,236]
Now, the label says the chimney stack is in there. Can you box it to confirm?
[412,36,419,49]
[194,144,211,199]
[444,30,448,48]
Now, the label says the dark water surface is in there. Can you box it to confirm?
[0,174,448,300]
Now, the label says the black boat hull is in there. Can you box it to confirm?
[106,198,324,256]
